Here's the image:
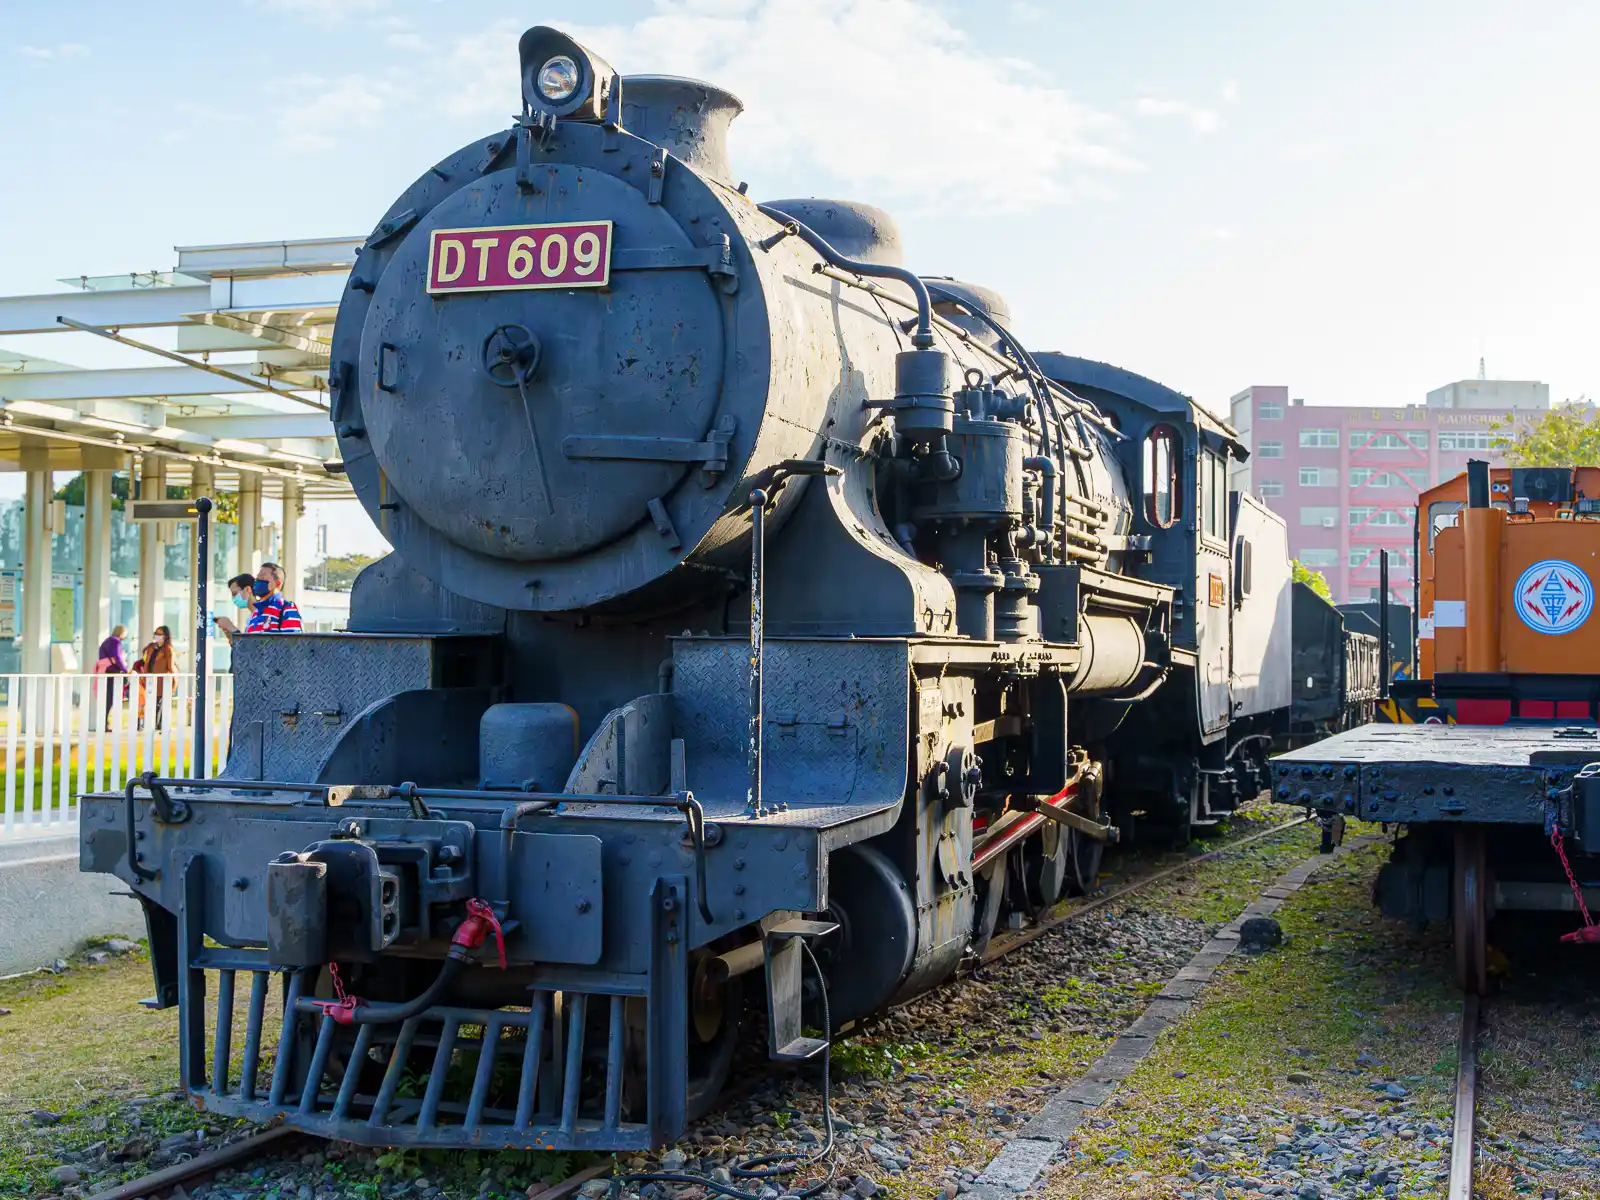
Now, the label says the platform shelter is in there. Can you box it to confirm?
[0,236,359,673]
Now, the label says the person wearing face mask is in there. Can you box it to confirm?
[242,562,303,634]
[133,625,177,731]
[213,574,261,643]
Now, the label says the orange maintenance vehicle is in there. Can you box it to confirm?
[1274,460,1600,992]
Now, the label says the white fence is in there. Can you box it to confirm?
[0,673,234,836]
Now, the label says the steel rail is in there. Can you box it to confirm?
[980,814,1312,964]
[85,1126,308,1200]
[1447,992,1480,1200]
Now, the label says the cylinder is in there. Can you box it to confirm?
[915,420,1026,522]
[1462,505,1503,673]
[1072,613,1145,692]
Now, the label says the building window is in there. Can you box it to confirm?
[1350,429,1428,450]
[1300,506,1340,527]
[1298,548,1339,567]
[1439,430,1496,452]
[1299,428,1339,448]
[1143,424,1181,529]
[1258,480,1284,498]
[1257,440,1284,458]
[1350,546,1415,570]
[1258,401,1283,419]
[1300,467,1337,487]
[1349,507,1415,528]
[1351,469,1418,488]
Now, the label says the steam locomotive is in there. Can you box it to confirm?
[81,25,1369,1151]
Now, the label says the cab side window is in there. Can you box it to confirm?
[1143,425,1181,528]
[1200,448,1227,541]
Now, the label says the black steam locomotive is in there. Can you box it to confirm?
[81,25,1375,1151]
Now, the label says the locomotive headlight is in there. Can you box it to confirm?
[538,55,581,102]
[518,26,617,122]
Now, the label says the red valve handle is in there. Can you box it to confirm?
[454,897,507,969]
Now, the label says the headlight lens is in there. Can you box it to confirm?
[537,55,581,102]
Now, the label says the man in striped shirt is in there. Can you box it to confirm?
[244,562,304,634]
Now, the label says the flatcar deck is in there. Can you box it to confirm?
[1274,722,1600,825]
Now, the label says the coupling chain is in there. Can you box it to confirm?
[1551,829,1600,945]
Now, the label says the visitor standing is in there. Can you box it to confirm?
[134,625,177,731]
[94,624,128,731]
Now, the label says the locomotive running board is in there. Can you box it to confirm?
[170,856,691,1149]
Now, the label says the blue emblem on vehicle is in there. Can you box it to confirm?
[1513,558,1594,635]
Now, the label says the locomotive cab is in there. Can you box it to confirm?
[1034,356,1294,840]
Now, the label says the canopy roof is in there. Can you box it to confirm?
[0,236,362,499]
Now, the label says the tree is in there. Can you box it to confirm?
[1292,559,1333,601]
[54,472,130,510]
[1489,399,1600,467]
[51,473,240,522]
[306,552,380,592]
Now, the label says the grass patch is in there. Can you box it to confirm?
[822,808,1327,1198]
[1137,823,1325,926]
[0,942,254,1196]
[1038,840,1476,1199]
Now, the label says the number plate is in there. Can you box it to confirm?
[426,220,613,294]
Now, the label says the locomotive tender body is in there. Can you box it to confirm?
[82,26,1308,1150]
[1288,582,1381,741]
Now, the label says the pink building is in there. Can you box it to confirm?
[1228,380,1549,604]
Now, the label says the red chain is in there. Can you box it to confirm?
[328,961,351,1003]
[317,962,360,1024]
[1552,828,1596,928]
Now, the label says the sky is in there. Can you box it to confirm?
[3,0,1600,556]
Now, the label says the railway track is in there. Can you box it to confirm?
[84,1126,309,1200]
[88,808,1315,1200]
[979,812,1311,965]
[1447,992,1481,1200]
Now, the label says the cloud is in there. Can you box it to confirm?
[435,0,1136,214]
[16,43,89,60]
[273,73,405,153]
[1221,79,1241,105]
[1135,95,1222,134]
[1205,227,1236,241]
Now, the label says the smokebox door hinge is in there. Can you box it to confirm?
[610,239,739,293]
[561,415,737,485]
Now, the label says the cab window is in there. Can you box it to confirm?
[1143,425,1181,528]
[1200,448,1227,541]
